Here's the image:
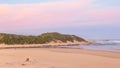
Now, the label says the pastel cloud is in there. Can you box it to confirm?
[0,0,120,32]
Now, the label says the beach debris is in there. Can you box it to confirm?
[21,63,26,66]
[21,58,30,66]
[25,58,30,62]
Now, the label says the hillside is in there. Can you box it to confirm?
[0,32,87,45]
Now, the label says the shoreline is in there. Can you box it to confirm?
[0,42,119,53]
[0,44,119,55]
[0,47,119,55]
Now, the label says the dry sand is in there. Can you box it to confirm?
[0,48,119,68]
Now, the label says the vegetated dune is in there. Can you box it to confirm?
[0,32,89,45]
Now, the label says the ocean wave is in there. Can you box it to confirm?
[94,40,120,45]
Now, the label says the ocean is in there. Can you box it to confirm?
[60,40,120,52]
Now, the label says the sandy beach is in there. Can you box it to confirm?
[0,48,119,68]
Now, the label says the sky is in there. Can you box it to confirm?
[0,0,120,39]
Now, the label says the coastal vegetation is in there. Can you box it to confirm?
[0,32,86,45]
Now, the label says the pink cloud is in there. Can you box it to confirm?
[0,0,119,32]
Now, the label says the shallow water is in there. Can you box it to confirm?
[60,40,120,52]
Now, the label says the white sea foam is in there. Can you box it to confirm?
[59,40,120,52]
[95,40,120,45]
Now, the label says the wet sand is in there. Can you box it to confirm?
[0,48,119,68]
